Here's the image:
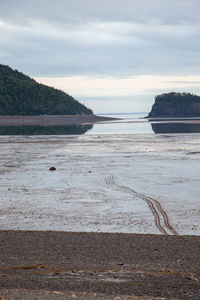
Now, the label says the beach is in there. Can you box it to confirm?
[2,0,200,297]
[0,231,200,299]
[0,127,200,298]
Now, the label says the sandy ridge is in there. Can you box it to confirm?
[0,115,118,126]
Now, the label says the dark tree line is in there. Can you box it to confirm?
[0,64,93,115]
[155,92,200,103]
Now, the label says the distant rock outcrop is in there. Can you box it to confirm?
[147,92,200,118]
[0,64,93,115]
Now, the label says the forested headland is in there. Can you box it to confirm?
[0,64,93,115]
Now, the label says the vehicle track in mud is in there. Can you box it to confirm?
[104,174,178,235]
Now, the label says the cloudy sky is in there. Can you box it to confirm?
[1,0,200,113]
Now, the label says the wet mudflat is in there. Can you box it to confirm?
[0,134,200,235]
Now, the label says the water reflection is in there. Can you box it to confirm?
[151,122,200,134]
[1,120,200,135]
[0,124,93,135]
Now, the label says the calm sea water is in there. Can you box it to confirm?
[87,113,200,135]
[0,113,200,135]
[87,113,152,134]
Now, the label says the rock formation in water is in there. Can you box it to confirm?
[147,92,200,118]
[0,64,93,115]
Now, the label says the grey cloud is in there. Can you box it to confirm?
[1,0,200,25]
[0,0,200,77]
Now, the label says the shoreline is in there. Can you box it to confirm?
[1,115,200,127]
[0,114,119,126]
[0,230,200,299]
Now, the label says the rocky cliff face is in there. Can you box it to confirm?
[147,92,200,118]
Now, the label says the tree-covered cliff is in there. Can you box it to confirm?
[147,92,200,118]
[0,64,93,115]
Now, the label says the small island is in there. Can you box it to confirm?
[147,92,200,118]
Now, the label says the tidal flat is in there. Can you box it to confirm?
[0,133,200,235]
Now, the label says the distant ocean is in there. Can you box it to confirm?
[87,112,153,134]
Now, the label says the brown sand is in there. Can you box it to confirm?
[0,231,200,299]
[0,115,118,126]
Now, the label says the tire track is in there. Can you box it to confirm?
[104,174,178,235]
[140,191,178,235]
[154,199,178,235]
[105,174,115,186]
[120,185,169,235]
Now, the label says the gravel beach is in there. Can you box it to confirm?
[0,231,200,299]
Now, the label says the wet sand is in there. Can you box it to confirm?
[0,231,200,299]
[0,134,200,235]
[0,115,118,126]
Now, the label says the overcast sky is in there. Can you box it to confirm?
[1,0,200,113]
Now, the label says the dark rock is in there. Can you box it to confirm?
[49,167,56,171]
[147,92,200,118]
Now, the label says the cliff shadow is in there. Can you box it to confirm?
[151,122,200,134]
[0,124,93,135]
